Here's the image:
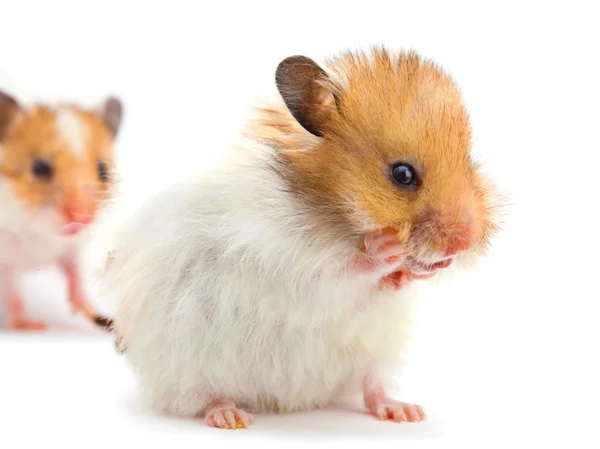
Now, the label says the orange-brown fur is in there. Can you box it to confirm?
[248,47,499,261]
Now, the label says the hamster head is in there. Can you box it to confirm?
[268,47,500,273]
[0,90,123,236]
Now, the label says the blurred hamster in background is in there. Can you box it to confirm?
[103,46,503,429]
[0,90,122,330]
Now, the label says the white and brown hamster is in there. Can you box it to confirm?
[0,90,122,330]
[103,46,500,429]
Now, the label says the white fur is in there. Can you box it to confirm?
[103,139,421,417]
[0,179,83,273]
[55,107,88,158]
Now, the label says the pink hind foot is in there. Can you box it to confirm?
[6,294,46,331]
[363,375,426,423]
[368,398,426,422]
[10,317,46,331]
[1,269,46,331]
[204,399,253,430]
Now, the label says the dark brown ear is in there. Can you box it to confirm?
[0,90,20,141]
[275,55,337,137]
[97,96,123,138]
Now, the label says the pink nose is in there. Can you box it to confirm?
[63,192,96,226]
[443,227,474,257]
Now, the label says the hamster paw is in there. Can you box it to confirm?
[363,375,425,423]
[378,269,410,290]
[5,293,46,331]
[350,228,407,274]
[204,399,253,430]
[10,318,46,331]
[369,400,426,423]
[363,227,406,264]
[378,269,437,290]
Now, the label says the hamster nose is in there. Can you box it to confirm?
[64,193,96,226]
[443,225,475,257]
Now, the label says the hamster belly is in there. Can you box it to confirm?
[117,252,416,416]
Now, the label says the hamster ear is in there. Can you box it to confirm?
[0,90,20,141]
[97,96,123,138]
[275,55,338,137]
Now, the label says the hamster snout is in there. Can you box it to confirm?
[407,202,482,267]
[55,182,98,235]
[63,188,96,223]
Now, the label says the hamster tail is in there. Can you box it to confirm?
[90,250,126,354]
[92,315,126,354]
[93,315,114,330]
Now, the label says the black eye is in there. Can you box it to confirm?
[97,160,110,183]
[32,159,53,180]
[391,163,418,188]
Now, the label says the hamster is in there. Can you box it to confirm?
[0,90,122,330]
[103,47,500,429]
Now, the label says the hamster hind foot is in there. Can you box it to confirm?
[362,375,425,423]
[367,397,425,423]
[9,304,46,330]
[204,398,254,430]
[2,280,46,330]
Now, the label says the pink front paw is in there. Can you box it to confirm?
[350,228,407,274]
[363,227,406,264]
[378,270,410,290]
[378,266,441,290]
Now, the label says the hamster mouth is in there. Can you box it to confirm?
[406,257,453,274]
[61,222,85,236]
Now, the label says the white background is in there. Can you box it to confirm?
[1,1,599,447]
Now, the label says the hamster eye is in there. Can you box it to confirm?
[391,163,417,188]
[32,159,54,180]
[97,160,110,183]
